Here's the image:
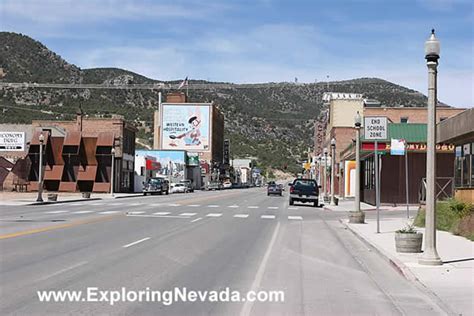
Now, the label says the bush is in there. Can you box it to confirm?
[414,199,474,241]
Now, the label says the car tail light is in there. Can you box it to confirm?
[290,186,294,194]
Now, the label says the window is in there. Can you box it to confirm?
[400,117,409,123]
[454,143,473,188]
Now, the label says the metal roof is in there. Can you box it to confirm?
[386,123,427,143]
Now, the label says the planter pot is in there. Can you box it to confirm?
[395,232,423,253]
[349,211,365,223]
[82,192,91,199]
[47,193,58,202]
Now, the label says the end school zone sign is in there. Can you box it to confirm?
[0,132,25,151]
[364,117,388,140]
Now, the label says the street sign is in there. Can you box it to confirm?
[364,117,388,140]
[0,132,25,151]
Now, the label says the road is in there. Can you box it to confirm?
[0,188,445,315]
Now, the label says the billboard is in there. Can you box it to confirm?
[0,132,25,151]
[161,104,211,151]
[136,150,186,183]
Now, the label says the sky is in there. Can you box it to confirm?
[1,0,473,107]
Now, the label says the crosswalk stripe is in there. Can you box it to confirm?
[180,213,197,216]
[45,210,69,214]
[228,205,239,208]
[109,203,122,206]
[129,203,142,206]
[206,213,222,217]
[73,210,95,214]
[99,211,120,214]
[188,204,201,207]
[288,207,299,210]
[150,203,163,206]
[70,203,84,206]
[248,206,259,209]
[268,206,279,209]
[128,211,145,215]
[234,214,249,218]
[208,205,219,208]
[288,216,303,220]
[168,203,181,207]
[90,203,104,206]
[153,212,170,215]
[261,215,276,219]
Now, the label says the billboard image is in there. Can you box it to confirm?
[161,104,210,151]
[136,150,186,183]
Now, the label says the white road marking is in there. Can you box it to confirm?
[168,203,181,207]
[188,204,201,207]
[123,237,150,248]
[36,261,88,282]
[180,212,197,216]
[73,210,95,214]
[45,210,69,214]
[109,203,122,206]
[153,212,170,215]
[248,206,259,209]
[288,207,299,210]
[206,213,222,217]
[228,205,239,208]
[191,217,203,223]
[234,214,249,218]
[89,203,104,206]
[70,203,84,206]
[129,203,142,206]
[240,221,281,316]
[150,203,164,206]
[127,214,189,218]
[99,211,120,214]
[207,205,219,208]
[268,206,279,209]
[288,216,303,220]
[128,211,145,215]
[261,215,276,219]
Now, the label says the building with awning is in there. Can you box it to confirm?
[341,123,456,205]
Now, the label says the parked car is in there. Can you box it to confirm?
[143,178,169,195]
[267,183,282,196]
[170,183,186,194]
[179,180,194,193]
[288,178,319,207]
[207,181,223,190]
[223,180,232,189]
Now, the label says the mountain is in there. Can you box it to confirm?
[0,32,430,174]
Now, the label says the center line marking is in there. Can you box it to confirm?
[188,204,201,207]
[234,214,249,218]
[288,216,303,220]
[73,210,95,214]
[123,237,151,248]
[37,261,88,282]
[180,213,197,216]
[45,210,69,214]
[268,206,279,209]
[206,213,222,217]
[261,215,276,219]
[191,217,202,223]
[128,211,145,215]
[153,212,170,215]
[99,211,120,214]
[208,205,219,208]
[248,206,259,209]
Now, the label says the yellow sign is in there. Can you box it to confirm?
[304,162,311,170]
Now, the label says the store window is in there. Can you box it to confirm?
[454,143,473,188]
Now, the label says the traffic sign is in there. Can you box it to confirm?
[364,117,387,140]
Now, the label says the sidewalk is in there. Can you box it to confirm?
[324,199,420,213]
[333,201,473,315]
[0,191,144,206]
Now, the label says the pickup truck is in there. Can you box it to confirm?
[288,179,319,207]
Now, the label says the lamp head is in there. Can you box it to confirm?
[39,133,45,143]
[425,29,440,62]
[331,137,336,147]
[354,111,362,128]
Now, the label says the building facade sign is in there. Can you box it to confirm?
[161,104,211,152]
[0,132,25,151]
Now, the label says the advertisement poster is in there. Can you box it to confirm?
[161,104,210,151]
[0,132,25,151]
[390,139,406,156]
[136,150,186,183]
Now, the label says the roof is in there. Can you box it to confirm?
[385,123,427,143]
[437,108,474,144]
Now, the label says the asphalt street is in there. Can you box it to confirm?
[0,188,446,315]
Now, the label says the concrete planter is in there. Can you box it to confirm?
[349,211,365,223]
[47,193,58,202]
[395,232,423,253]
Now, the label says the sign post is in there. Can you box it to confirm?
[364,117,388,233]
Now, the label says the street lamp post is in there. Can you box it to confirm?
[330,138,336,206]
[354,112,362,213]
[36,133,45,202]
[323,148,328,202]
[110,148,115,197]
[419,29,442,266]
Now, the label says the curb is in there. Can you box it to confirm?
[339,218,457,316]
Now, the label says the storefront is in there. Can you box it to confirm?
[437,109,474,203]
[342,123,456,205]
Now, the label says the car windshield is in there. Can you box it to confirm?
[293,180,316,187]
[148,178,162,184]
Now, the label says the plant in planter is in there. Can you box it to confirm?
[349,211,365,224]
[395,224,423,253]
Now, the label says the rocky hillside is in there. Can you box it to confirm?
[0,32,430,174]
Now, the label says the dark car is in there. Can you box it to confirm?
[143,177,169,195]
[267,183,282,196]
[288,178,319,207]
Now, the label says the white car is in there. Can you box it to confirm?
[170,183,186,194]
[223,181,232,189]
